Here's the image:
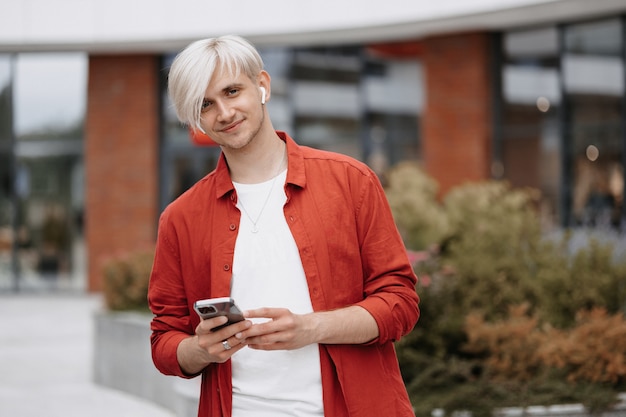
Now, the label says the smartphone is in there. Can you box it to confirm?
[193,297,245,331]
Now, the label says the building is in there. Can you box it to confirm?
[1,0,625,291]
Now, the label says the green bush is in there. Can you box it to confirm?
[385,162,449,250]
[440,181,548,321]
[537,235,626,328]
[385,167,626,415]
[102,249,154,311]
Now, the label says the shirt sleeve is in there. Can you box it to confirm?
[148,209,197,378]
[352,170,420,344]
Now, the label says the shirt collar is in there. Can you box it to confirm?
[214,130,306,200]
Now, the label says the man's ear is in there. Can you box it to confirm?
[260,87,266,104]
[258,70,271,104]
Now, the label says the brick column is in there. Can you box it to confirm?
[85,55,159,292]
[422,32,493,196]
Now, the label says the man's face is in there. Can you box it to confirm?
[198,69,266,151]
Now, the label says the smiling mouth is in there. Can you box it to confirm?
[220,120,243,133]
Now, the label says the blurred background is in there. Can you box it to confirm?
[2,1,626,416]
[1,0,625,293]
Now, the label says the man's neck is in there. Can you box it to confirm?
[225,130,286,184]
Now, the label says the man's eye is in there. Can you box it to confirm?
[227,88,239,96]
[201,101,212,111]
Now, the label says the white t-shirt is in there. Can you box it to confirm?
[231,170,324,417]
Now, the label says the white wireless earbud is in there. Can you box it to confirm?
[260,87,266,105]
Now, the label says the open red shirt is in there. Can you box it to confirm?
[149,131,420,417]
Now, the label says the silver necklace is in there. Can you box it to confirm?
[238,148,286,233]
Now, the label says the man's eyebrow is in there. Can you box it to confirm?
[221,83,244,93]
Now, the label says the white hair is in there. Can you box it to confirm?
[167,35,264,131]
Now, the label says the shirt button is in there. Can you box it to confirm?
[223,264,230,271]
[229,224,236,231]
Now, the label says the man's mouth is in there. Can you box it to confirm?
[220,120,243,133]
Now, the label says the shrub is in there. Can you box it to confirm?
[384,162,449,250]
[386,167,626,415]
[537,235,626,328]
[460,304,624,413]
[463,304,544,384]
[102,249,154,311]
[440,181,548,321]
[540,308,626,385]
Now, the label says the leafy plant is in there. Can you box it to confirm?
[540,308,626,385]
[385,162,449,250]
[385,167,626,416]
[102,249,154,311]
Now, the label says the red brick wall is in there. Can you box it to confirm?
[85,55,159,292]
[422,32,493,196]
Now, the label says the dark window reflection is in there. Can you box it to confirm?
[1,53,86,292]
[564,18,624,228]
[501,26,562,228]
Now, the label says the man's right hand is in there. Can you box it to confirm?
[177,316,251,375]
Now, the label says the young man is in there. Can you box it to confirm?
[148,35,420,417]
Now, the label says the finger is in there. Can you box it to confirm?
[196,316,228,334]
[212,337,246,361]
[244,307,288,319]
[244,327,290,345]
[241,321,279,340]
[211,319,252,339]
[196,320,250,353]
[219,336,247,352]
[246,339,293,351]
[247,343,279,351]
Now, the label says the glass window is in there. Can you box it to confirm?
[367,113,420,173]
[289,46,363,158]
[3,52,88,291]
[564,18,622,55]
[291,47,361,83]
[14,53,86,139]
[363,57,422,174]
[501,26,562,228]
[295,115,361,158]
[0,54,12,145]
[291,46,422,170]
[504,26,559,58]
[563,18,624,228]
[0,54,14,290]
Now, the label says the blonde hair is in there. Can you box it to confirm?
[167,35,264,131]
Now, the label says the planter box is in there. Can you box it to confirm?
[94,312,626,417]
[434,394,626,417]
[93,311,199,417]
[493,396,626,417]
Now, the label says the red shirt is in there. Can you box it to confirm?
[149,132,420,417]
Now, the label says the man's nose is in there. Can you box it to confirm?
[215,100,234,121]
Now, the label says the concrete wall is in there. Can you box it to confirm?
[93,312,199,417]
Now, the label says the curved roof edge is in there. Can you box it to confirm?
[1,0,625,53]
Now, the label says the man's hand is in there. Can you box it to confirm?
[240,308,318,350]
[241,305,379,351]
[177,316,251,375]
